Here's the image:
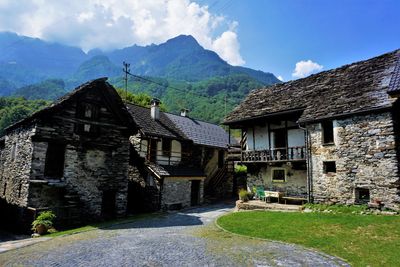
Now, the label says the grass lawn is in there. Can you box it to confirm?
[217,211,400,267]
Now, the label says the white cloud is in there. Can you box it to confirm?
[0,0,244,66]
[277,75,284,81]
[292,60,323,78]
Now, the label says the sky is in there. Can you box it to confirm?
[0,0,399,81]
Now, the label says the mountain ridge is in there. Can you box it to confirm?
[0,32,279,90]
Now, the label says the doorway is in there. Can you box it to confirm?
[101,190,116,219]
[190,180,200,206]
[273,128,287,148]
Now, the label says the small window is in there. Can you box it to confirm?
[272,168,286,182]
[355,188,370,204]
[44,143,66,178]
[11,143,17,161]
[3,182,7,196]
[145,174,155,187]
[218,150,224,168]
[162,139,171,157]
[323,161,336,174]
[76,102,99,120]
[322,121,334,144]
[18,183,22,198]
[75,102,100,136]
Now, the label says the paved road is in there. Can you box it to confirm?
[0,203,348,266]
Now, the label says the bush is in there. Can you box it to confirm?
[32,210,56,231]
[238,189,254,202]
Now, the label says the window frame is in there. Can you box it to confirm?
[161,139,172,157]
[322,120,335,145]
[44,142,66,178]
[75,101,100,136]
[323,161,336,174]
[271,168,286,183]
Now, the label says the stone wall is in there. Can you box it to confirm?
[14,88,132,222]
[309,112,400,210]
[0,126,35,207]
[246,163,307,197]
[161,177,204,209]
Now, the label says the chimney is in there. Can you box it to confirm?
[180,108,189,117]
[150,98,161,120]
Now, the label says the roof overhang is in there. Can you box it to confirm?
[223,108,305,128]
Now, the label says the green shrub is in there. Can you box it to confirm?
[238,189,254,202]
[31,210,56,230]
[238,189,249,202]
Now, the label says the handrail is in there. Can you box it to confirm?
[241,146,306,162]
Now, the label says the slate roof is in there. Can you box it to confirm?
[5,78,137,133]
[388,53,400,93]
[224,49,400,125]
[126,103,232,149]
[165,113,232,148]
[126,104,186,140]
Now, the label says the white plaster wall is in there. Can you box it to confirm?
[139,139,148,158]
[288,129,305,147]
[156,139,181,165]
[246,125,270,150]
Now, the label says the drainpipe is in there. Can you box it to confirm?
[298,122,313,203]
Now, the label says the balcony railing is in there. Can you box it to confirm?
[137,148,189,166]
[241,146,306,162]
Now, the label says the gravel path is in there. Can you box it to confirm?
[0,203,349,266]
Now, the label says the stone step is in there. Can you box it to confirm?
[236,200,302,212]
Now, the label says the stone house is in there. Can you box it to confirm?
[224,49,400,210]
[0,78,137,229]
[126,101,233,211]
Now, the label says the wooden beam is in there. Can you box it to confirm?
[252,126,256,150]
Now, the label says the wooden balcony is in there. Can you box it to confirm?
[241,146,306,162]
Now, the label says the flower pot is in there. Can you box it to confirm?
[35,224,48,235]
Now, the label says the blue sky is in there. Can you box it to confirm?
[0,0,399,81]
[203,0,400,80]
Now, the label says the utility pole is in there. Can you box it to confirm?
[123,61,130,101]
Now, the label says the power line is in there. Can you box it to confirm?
[123,68,239,106]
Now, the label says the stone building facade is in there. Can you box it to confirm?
[0,78,137,229]
[125,102,232,211]
[224,49,400,210]
[309,112,399,209]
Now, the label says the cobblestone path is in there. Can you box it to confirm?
[0,204,349,266]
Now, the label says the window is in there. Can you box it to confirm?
[44,143,66,178]
[323,161,336,174]
[11,143,17,161]
[162,139,171,157]
[145,174,155,187]
[322,120,334,144]
[218,150,225,168]
[355,188,370,204]
[75,102,100,136]
[18,183,22,198]
[272,168,286,182]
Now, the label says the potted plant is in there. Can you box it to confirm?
[32,211,56,235]
[238,189,249,202]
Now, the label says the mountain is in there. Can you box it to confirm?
[0,32,280,123]
[13,79,67,100]
[0,32,279,89]
[103,35,279,84]
[0,32,87,86]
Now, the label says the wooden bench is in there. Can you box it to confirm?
[281,196,307,205]
[264,191,284,203]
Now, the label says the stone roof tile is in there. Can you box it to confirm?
[225,49,400,124]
